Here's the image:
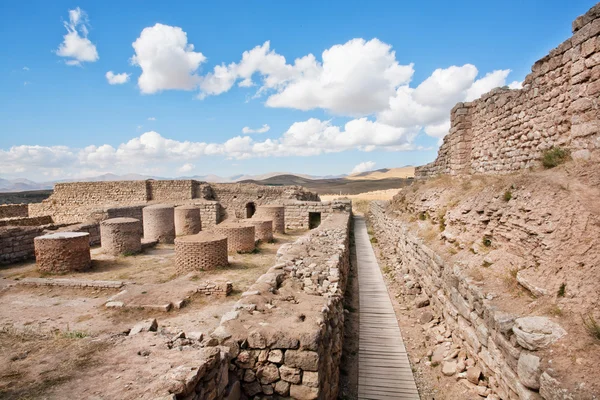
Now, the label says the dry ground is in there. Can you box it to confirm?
[0,230,305,399]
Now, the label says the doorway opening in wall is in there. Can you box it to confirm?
[246,202,256,218]
[309,212,321,229]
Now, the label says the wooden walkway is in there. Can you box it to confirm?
[355,216,420,400]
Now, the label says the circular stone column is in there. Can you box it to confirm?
[34,232,91,273]
[245,218,273,242]
[212,222,256,253]
[143,204,175,244]
[175,205,202,236]
[174,232,228,273]
[255,205,285,233]
[100,217,142,256]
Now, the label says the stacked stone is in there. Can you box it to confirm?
[211,222,256,253]
[255,205,285,233]
[244,218,273,242]
[0,226,44,264]
[174,232,228,273]
[34,232,91,273]
[174,205,202,236]
[368,201,569,399]
[100,217,142,256]
[143,204,175,244]
[283,200,352,230]
[197,281,233,297]
[195,201,220,229]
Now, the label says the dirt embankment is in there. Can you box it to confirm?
[386,160,600,397]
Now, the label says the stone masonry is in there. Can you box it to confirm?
[174,205,202,236]
[211,222,256,253]
[284,200,352,231]
[34,232,91,274]
[100,217,142,256]
[174,232,229,273]
[417,3,600,177]
[143,204,176,244]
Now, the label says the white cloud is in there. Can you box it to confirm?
[131,23,206,94]
[178,163,194,173]
[465,69,511,101]
[105,71,130,85]
[242,124,270,134]
[24,81,31,86]
[23,67,29,71]
[508,80,523,89]
[351,161,376,174]
[55,7,99,66]
[148,117,156,121]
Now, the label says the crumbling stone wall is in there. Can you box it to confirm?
[0,204,29,219]
[147,180,194,201]
[0,226,45,264]
[0,216,52,227]
[368,201,570,399]
[284,199,352,230]
[417,3,600,177]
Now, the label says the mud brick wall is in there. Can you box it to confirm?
[192,201,219,229]
[210,183,319,220]
[417,3,600,177]
[0,216,53,227]
[0,226,45,264]
[284,199,352,230]
[0,204,29,219]
[368,201,573,400]
[197,282,233,297]
[147,180,194,201]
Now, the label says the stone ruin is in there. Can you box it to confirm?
[417,2,600,178]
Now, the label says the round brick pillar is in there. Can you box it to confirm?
[34,232,91,273]
[174,232,228,273]
[143,204,175,244]
[255,205,285,233]
[175,205,202,236]
[100,217,142,256]
[245,218,273,242]
[211,222,256,253]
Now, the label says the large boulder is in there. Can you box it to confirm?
[512,317,566,350]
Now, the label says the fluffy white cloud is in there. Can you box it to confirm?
[23,66,29,71]
[178,163,194,173]
[508,80,523,89]
[242,124,270,134]
[105,71,130,85]
[56,7,99,66]
[148,117,156,121]
[131,24,206,94]
[2,116,419,179]
[199,39,414,116]
[351,161,376,174]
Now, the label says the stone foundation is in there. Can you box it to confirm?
[0,204,29,219]
[175,205,202,236]
[255,205,285,234]
[197,281,233,297]
[174,232,229,273]
[284,200,352,230]
[100,218,142,256]
[143,204,175,244]
[34,232,91,274]
[245,218,273,242]
[212,222,256,253]
[0,226,45,264]
[0,216,53,227]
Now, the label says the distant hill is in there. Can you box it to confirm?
[347,166,415,180]
[240,174,412,195]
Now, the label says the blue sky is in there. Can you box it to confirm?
[0,0,596,181]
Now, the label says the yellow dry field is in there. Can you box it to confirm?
[345,166,415,180]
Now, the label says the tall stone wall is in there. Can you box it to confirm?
[0,204,29,219]
[417,3,600,177]
[284,199,352,230]
[0,226,45,264]
[368,201,573,400]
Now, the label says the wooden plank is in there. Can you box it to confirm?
[355,215,420,400]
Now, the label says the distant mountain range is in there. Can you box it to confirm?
[0,171,350,192]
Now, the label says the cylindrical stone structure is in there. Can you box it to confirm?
[100,217,142,256]
[143,204,175,244]
[211,222,256,253]
[244,218,273,242]
[175,205,202,236]
[34,232,91,274]
[255,205,285,233]
[174,232,228,273]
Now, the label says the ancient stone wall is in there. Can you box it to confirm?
[0,226,45,264]
[368,201,570,399]
[417,3,600,177]
[284,199,352,230]
[0,216,53,227]
[209,183,319,220]
[194,201,220,229]
[147,180,194,201]
[0,204,29,219]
